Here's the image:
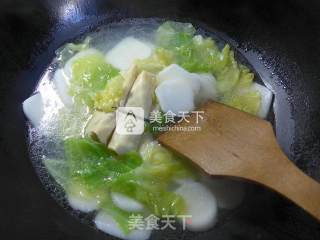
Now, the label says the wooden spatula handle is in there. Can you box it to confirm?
[253,150,320,221]
[158,101,320,221]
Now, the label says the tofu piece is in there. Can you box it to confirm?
[106,37,153,71]
[125,71,155,116]
[85,111,116,144]
[108,71,156,154]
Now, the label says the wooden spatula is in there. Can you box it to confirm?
[158,101,320,221]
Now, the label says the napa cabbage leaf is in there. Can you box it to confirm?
[68,52,119,107]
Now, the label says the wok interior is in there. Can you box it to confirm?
[1,0,320,239]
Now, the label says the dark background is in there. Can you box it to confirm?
[1,0,320,239]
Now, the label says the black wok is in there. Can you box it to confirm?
[1,0,320,239]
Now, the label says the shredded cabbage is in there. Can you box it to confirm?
[64,138,141,192]
[110,174,186,217]
[55,37,92,65]
[99,197,136,234]
[94,75,125,112]
[222,90,261,116]
[139,141,195,181]
[46,137,191,234]
[135,48,174,73]
[155,21,196,48]
[68,52,119,107]
[108,141,194,217]
[43,21,268,237]
[151,21,262,115]
[43,159,69,188]
[221,65,260,115]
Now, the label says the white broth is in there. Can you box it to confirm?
[23,19,273,240]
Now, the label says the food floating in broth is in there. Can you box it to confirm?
[23,20,273,239]
[106,37,154,70]
[23,92,44,127]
